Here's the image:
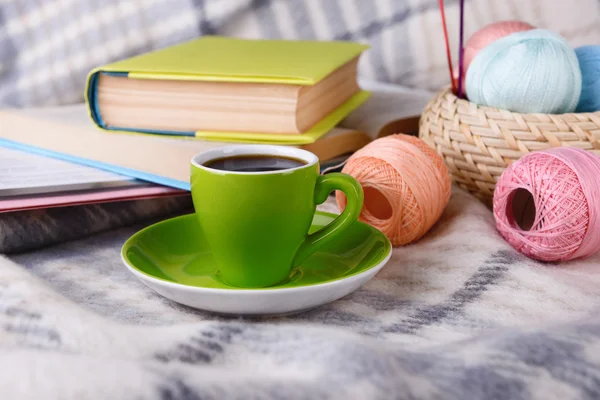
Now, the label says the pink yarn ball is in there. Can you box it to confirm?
[463,21,534,76]
[493,148,600,262]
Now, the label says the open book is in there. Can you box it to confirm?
[0,82,432,191]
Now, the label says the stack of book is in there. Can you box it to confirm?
[0,37,426,249]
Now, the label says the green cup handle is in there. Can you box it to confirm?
[292,173,364,267]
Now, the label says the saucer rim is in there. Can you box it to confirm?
[121,211,392,294]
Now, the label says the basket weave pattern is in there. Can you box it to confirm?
[419,88,600,202]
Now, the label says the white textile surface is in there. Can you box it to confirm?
[2,0,599,106]
[3,189,600,400]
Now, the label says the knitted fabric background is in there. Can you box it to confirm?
[1,0,599,106]
[2,2,600,398]
[3,190,600,399]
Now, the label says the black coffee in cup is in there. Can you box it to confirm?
[204,155,307,172]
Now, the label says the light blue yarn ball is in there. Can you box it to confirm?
[575,45,600,113]
[466,29,582,114]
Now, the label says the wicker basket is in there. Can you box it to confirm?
[419,87,600,203]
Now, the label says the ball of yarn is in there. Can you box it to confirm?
[493,148,600,262]
[466,29,582,114]
[336,134,451,246]
[463,20,534,76]
[575,45,600,112]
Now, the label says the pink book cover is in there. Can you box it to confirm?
[0,186,187,213]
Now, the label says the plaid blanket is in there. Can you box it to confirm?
[3,190,600,399]
[2,0,599,107]
[2,1,600,398]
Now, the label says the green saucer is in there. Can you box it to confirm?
[123,211,391,290]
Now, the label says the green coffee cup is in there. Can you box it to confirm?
[190,145,364,288]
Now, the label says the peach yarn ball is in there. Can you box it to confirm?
[463,20,534,75]
[336,134,451,246]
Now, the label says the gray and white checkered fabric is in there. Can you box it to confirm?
[1,0,599,107]
[2,2,600,399]
[3,190,600,399]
